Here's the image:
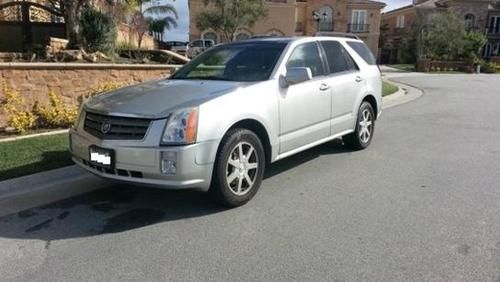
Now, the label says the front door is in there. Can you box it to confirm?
[279,42,331,154]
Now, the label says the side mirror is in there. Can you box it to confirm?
[281,67,312,87]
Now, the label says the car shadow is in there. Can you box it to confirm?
[0,150,73,181]
[0,139,350,241]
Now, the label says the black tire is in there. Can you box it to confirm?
[210,128,265,207]
[343,101,375,150]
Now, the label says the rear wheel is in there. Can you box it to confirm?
[210,129,265,207]
[343,101,375,150]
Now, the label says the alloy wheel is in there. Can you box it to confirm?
[225,141,259,196]
[358,109,373,143]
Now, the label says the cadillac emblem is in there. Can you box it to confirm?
[101,120,111,134]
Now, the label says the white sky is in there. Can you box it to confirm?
[162,0,412,42]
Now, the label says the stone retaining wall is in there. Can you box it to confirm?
[0,63,180,129]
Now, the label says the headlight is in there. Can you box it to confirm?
[161,107,198,145]
[73,106,85,129]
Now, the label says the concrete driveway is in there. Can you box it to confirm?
[1,74,500,281]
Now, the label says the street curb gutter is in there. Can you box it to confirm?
[0,80,424,216]
[382,79,424,109]
[0,166,107,217]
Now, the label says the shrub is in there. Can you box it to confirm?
[2,81,125,133]
[1,83,36,133]
[33,91,78,128]
[482,62,500,73]
[80,7,117,54]
[117,41,137,50]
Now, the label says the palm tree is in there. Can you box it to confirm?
[148,16,178,42]
[126,0,178,47]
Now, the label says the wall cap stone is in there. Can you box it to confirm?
[0,63,183,70]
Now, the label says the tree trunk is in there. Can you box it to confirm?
[64,0,80,49]
[137,32,144,48]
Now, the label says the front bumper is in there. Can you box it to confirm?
[69,129,218,191]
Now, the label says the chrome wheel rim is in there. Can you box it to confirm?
[226,142,259,196]
[358,109,373,143]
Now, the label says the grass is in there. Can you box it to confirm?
[383,81,399,97]
[388,64,416,72]
[0,133,72,181]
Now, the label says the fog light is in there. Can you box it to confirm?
[161,151,177,175]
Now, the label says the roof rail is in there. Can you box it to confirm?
[315,32,360,40]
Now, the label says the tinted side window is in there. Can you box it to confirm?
[346,41,376,65]
[320,41,358,74]
[286,42,326,77]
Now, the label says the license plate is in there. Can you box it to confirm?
[89,146,115,169]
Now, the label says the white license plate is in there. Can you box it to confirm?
[89,146,114,168]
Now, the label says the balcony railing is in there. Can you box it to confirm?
[488,26,500,34]
[348,23,370,33]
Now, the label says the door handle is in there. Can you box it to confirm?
[355,76,364,83]
[319,83,330,91]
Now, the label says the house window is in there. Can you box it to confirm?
[482,43,491,57]
[318,6,334,32]
[351,10,368,32]
[490,16,500,34]
[465,14,475,29]
[396,15,405,28]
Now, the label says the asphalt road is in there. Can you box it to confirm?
[1,74,500,281]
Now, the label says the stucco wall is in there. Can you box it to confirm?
[0,63,177,128]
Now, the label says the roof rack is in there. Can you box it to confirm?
[315,32,360,40]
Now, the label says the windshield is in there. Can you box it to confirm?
[171,42,287,82]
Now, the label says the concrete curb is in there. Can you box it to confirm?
[382,78,424,109]
[0,129,69,143]
[0,165,107,216]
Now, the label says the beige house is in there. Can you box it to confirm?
[381,0,500,63]
[189,0,386,58]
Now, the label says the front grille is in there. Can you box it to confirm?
[81,159,143,178]
[84,112,151,140]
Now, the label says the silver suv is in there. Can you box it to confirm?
[70,36,382,206]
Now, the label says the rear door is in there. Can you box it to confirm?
[319,40,365,134]
[345,40,382,109]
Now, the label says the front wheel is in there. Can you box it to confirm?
[210,129,265,207]
[343,101,375,150]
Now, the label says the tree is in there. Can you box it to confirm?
[420,12,466,60]
[148,18,177,42]
[124,0,178,48]
[195,0,267,42]
[46,0,90,48]
[80,7,117,54]
[461,31,487,65]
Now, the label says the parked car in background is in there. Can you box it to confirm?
[70,36,382,207]
[186,39,215,58]
[163,41,189,56]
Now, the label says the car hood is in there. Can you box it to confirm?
[84,79,246,119]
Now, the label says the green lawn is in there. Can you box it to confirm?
[0,133,73,181]
[388,64,416,72]
[383,81,399,97]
